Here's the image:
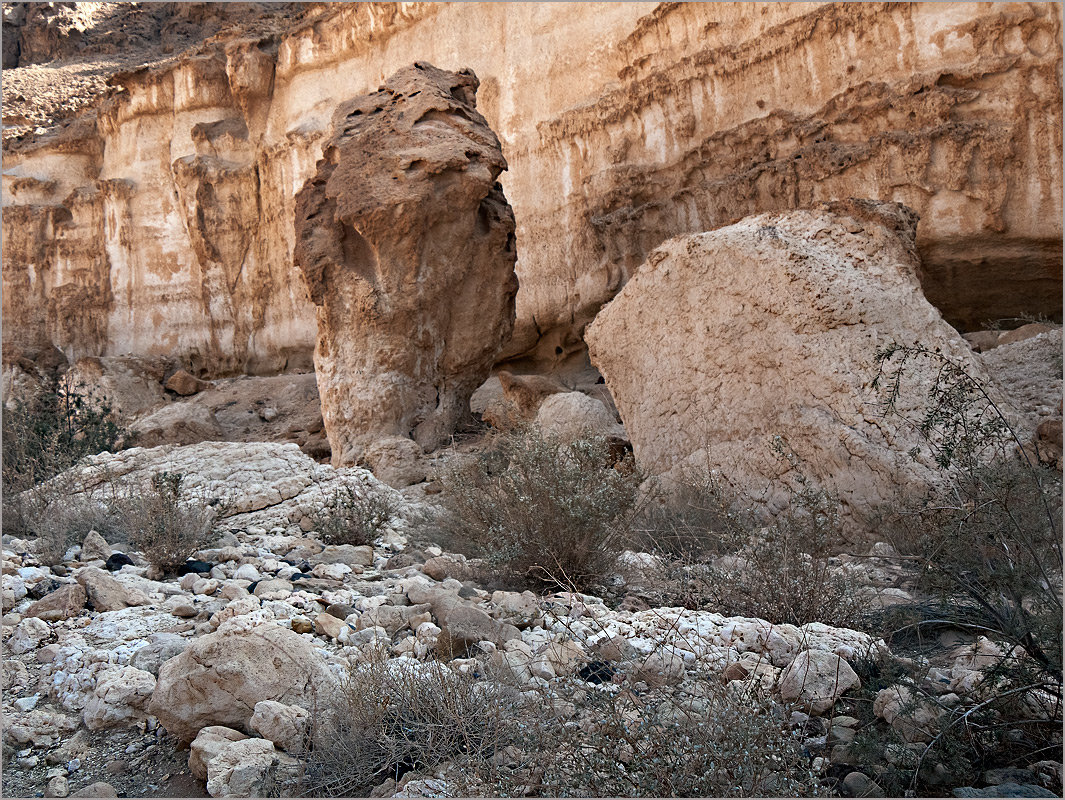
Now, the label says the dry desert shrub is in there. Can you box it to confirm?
[438,426,648,592]
[312,484,397,547]
[638,464,864,629]
[297,650,512,797]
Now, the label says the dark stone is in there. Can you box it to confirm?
[176,560,213,575]
[578,660,615,686]
[104,553,135,572]
[27,579,61,600]
[326,603,356,620]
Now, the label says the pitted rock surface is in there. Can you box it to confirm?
[294,62,518,464]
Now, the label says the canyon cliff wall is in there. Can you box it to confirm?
[3,2,1061,376]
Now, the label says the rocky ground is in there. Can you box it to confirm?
[1,432,1061,798]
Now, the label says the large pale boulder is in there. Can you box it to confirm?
[149,623,337,743]
[535,391,627,442]
[587,200,1011,524]
[294,62,518,465]
[778,650,860,715]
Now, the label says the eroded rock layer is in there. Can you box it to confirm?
[2,3,1061,375]
[293,63,517,463]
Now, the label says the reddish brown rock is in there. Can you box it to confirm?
[294,62,517,464]
[164,369,207,396]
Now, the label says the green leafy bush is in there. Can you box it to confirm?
[2,377,123,497]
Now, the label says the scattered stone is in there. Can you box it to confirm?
[189,726,249,781]
[952,784,1056,798]
[842,771,885,797]
[81,531,112,562]
[8,616,51,654]
[76,567,149,612]
[104,553,135,572]
[421,555,467,582]
[25,583,86,622]
[129,633,189,675]
[314,612,347,640]
[874,684,943,743]
[205,737,301,797]
[82,666,157,730]
[249,700,310,753]
[165,369,207,396]
[535,391,627,442]
[70,782,119,798]
[364,436,429,488]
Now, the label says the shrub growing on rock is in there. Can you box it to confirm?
[439,427,646,592]
[313,485,396,547]
[109,471,216,573]
[856,342,1064,794]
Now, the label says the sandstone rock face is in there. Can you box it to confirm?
[294,62,518,462]
[587,201,1009,523]
[3,4,1059,375]
[149,623,337,743]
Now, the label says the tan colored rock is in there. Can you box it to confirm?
[76,568,151,612]
[294,62,518,462]
[248,700,310,754]
[130,403,226,449]
[364,436,428,489]
[421,556,468,582]
[997,323,1059,347]
[81,531,112,562]
[3,5,1060,377]
[69,782,118,798]
[82,666,156,730]
[433,595,521,655]
[963,330,1003,353]
[165,369,207,396]
[205,737,301,798]
[189,726,249,781]
[587,201,1010,525]
[482,371,568,428]
[874,684,943,743]
[534,391,627,442]
[356,603,432,636]
[313,612,346,641]
[25,583,86,622]
[778,650,860,715]
[149,623,337,743]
